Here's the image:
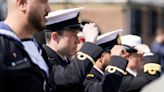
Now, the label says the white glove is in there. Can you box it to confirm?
[135,44,153,56]
[135,44,150,54]
[111,45,129,58]
[82,23,98,43]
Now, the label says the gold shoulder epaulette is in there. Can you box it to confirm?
[76,52,95,65]
[144,63,161,75]
[105,65,127,75]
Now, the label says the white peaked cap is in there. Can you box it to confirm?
[121,35,142,47]
[95,29,123,45]
[46,7,85,25]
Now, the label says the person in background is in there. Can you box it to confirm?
[121,35,144,77]
[151,26,164,73]
[119,35,160,92]
[43,7,104,92]
[84,29,130,92]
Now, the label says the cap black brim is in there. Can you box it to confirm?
[121,45,138,53]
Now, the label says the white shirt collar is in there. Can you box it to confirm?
[126,68,137,77]
[22,40,49,76]
[93,65,104,75]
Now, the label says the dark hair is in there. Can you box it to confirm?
[44,29,64,43]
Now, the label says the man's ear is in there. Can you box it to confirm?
[16,0,27,12]
[101,52,106,57]
[51,32,60,42]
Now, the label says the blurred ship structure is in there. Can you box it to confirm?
[48,0,164,45]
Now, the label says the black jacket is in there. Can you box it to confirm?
[0,22,104,92]
[0,32,49,92]
[43,45,77,92]
[43,45,70,67]
[43,43,104,92]
[119,55,161,92]
[84,56,128,92]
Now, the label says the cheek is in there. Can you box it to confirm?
[103,54,111,63]
[70,36,77,43]
[106,55,111,62]
[59,39,69,47]
[77,43,83,51]
[60,38,74,49]
[66,38,74,45]
[68,37,78,47]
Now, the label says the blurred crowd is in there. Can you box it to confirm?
[0,0,164,92]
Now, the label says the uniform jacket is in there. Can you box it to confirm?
[84,56,128,92]
[43,45,70,67]
[0,22,50,92]
[119,55,161,92]
[43,45,79,92]
[43,42,104,92]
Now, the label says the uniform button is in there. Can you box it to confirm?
[12,52,17,58]
[24,58,28,62]
[11,62,16,66]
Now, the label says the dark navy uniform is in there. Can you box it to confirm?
[43,44,70,67]
[44,7,105,92]
[0,21,103,92]
[0,22,50,92]
[44,42,103,92]
[83,29,127,92]
[43,44,78,92]
[84,56,128,92]
[119,54,161,92]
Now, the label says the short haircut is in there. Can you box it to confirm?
[44,29,64,43]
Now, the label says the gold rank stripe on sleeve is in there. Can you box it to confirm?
[105,65,127,75]
[144,63,161,75]
[76,52,96,65]
[87,74,94,78]
[117,35,121,45]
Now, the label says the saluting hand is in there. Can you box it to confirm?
[135,44,150,54]
[83,23,98,43]
[110,45,129,58]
